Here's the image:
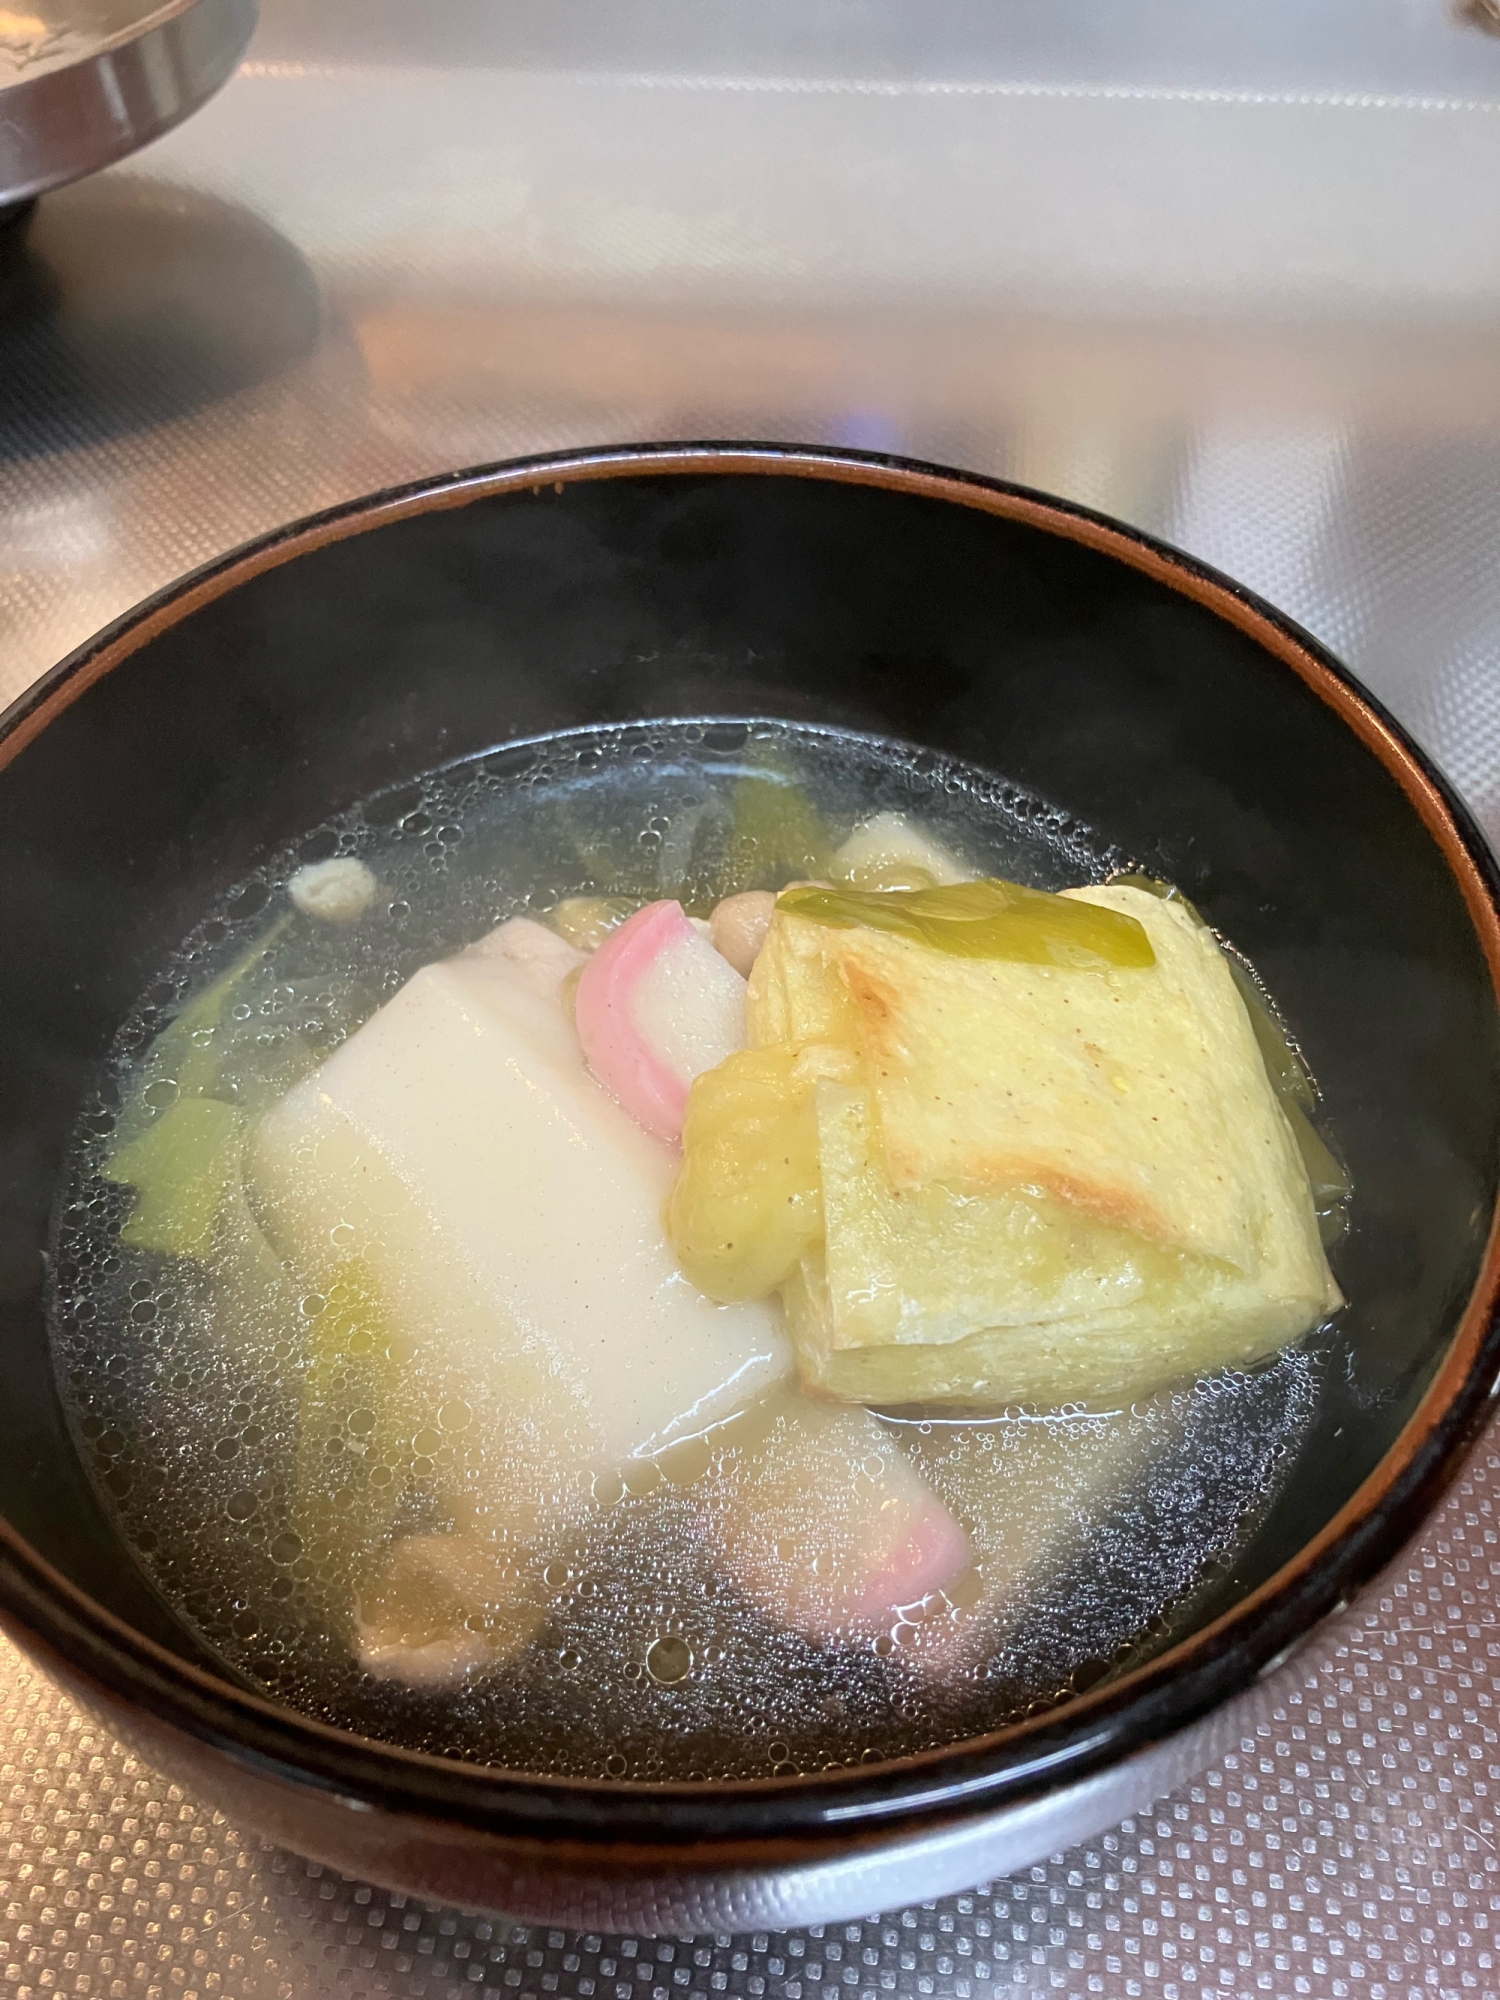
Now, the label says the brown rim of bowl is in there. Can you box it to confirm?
[2,440,1498,1855]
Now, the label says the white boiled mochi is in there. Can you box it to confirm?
[252,918,791,1475]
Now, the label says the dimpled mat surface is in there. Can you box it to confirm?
[6,4,1500,1994]
[3,1439,1499,1998]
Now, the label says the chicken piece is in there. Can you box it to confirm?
[355,1532,549,1689]
[289,857,379,923]
[709,890,777,976]
[574,899,748,1142]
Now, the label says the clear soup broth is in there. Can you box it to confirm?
[49,722,1329,1780]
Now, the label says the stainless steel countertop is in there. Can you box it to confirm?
[5,6,1500,1994]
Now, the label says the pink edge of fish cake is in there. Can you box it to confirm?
[843,1483,975,1630]
[852,1483,978,1681]
[574,899,696,1141]
[713,1411,976,1675]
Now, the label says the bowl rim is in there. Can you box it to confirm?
[3,437,1499,1856]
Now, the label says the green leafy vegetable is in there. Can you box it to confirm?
[293,1257,406,1617]
[104,1098,244,1260]
[725,766,834,893]
[139,914,293,1109]
[777,877,1157,970]
[102,914,291,1260]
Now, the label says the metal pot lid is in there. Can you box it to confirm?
[0,0,257,213]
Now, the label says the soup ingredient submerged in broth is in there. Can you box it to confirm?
[252,912,786,1481]
[50,724,1338,1778]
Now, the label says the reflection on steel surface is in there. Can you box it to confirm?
[0,0,256,210]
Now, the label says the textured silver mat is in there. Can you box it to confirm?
[5,5,1500,1994]
[5,1444,1499,1999]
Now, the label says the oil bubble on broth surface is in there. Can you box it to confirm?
[48,722,1327,1780]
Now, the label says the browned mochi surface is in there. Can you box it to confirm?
[736,883,1341,1408]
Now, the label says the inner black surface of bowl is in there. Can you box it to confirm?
[0,444,1497,1837]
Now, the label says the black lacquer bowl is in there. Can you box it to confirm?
[1,444,1498,1932]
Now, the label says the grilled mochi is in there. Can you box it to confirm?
[670,882,1341,1410]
